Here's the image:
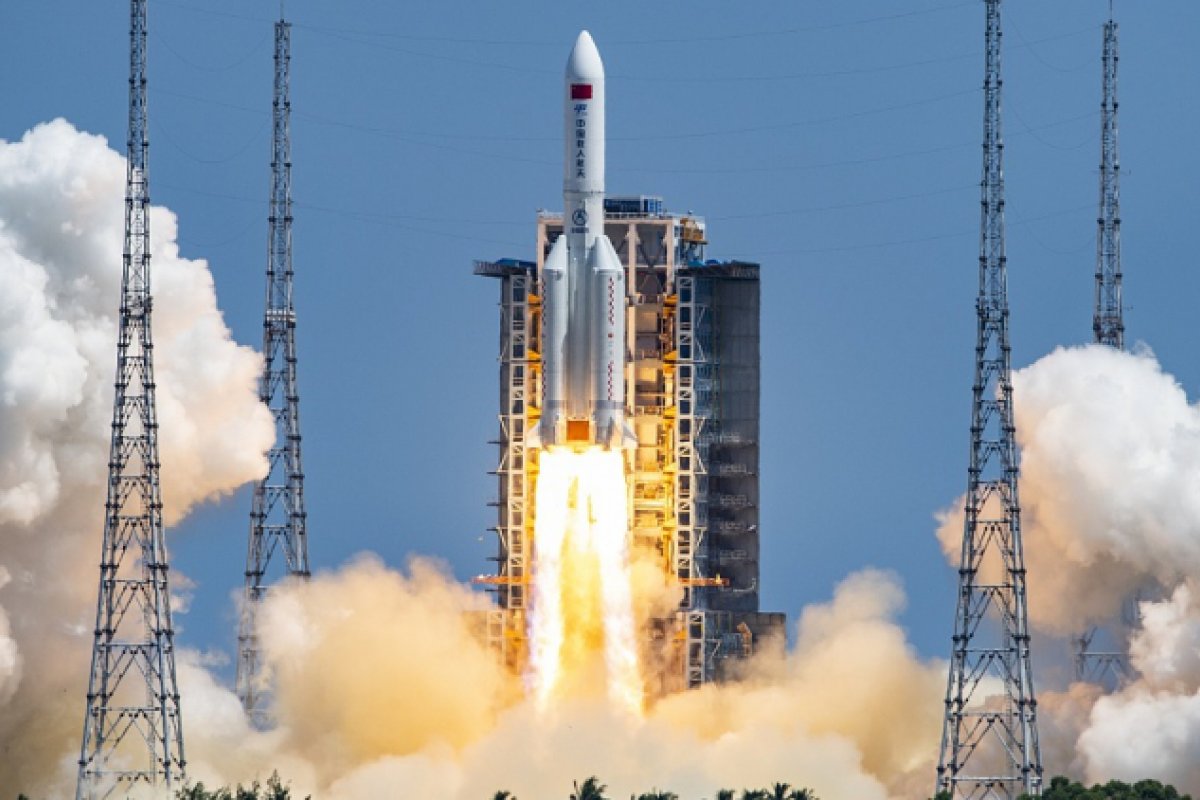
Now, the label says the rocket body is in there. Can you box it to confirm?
[534,31,634,451]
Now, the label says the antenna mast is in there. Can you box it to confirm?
[235,15,310,725]
[1093,14,1123,348]
[1075,7,1133,689]
[77,1,188,795]
[935,1,1043,796]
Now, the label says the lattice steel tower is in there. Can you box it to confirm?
[1093,12,1123,349]
[77,1,187,796]
[235,16,310,723]
[936,1,1042,797]
[1075,8,1131,687]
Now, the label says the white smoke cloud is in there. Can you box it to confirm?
[1078,683,1200,791]
[1075,584,1200,791]
[1130,582,1200,692]
[1015,344,1200,634]
[0,119,273,796]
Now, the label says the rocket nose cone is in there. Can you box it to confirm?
[566,30,604,82]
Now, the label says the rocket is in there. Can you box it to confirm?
[530,31,635,451]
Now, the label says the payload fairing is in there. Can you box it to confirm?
[530,31,635,451]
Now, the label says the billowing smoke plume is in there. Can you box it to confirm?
[937,344,1200,794]
[177,562,943,800]
[0,119,273,795]
[1014,345,1200,635]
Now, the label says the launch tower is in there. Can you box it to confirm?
[935,1,1043,797]
[476,198,783,692]
[76,1,188,795]
[236,16,311,724]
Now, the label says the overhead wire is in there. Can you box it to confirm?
[291,23,1097,85]
[147,2,1107,259]
[1005,8,1093,74]
[1007,101,1093,152]
[148,114,271,165]
[723,202,1095,259]
[709,183,978,222]
[151,28,271,74]
[154,0,975,46]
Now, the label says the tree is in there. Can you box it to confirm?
[715,791,736,800]
[1015,775,1193,800]
[175,772,309,800]
[740,791,770,800]
[177,785,230,800]
[493,792,517,800]
[571,777,609,800]
[635,792,679,800]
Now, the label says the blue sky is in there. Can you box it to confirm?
[3,0,1199,681]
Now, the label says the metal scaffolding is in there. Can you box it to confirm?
[474,257,539,670]
[673,273,708,613]
[477,200,782,695]
[76,1,188,795]
[236,17,310,724]
[936,2,1043,797]
[673,272,710,686]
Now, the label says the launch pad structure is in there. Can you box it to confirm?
[476,196,784,693]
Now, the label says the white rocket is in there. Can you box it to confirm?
[531,31,635,451]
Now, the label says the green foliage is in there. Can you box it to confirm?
[715,791,736,800]
[635,792,679,800]
[771,785,815,800]
[1016,775,1192,800]
[571,776,609,800]
[175,772,308,800]
[736,788,814,800]
[493,792,517,800]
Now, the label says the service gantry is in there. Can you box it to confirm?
[935,1,1043,797]
[77,1,188,796]
[235,16,311,725]
[1076,10,1132,688]
[475,198,783,694]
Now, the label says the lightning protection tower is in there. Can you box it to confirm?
[1093,12,1124,350]
[236,16,310,724]
[77,1,188,796]
[1076,9,1132,688]
[935,1,1043,797]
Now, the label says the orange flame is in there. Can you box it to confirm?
[528,447,643,715]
